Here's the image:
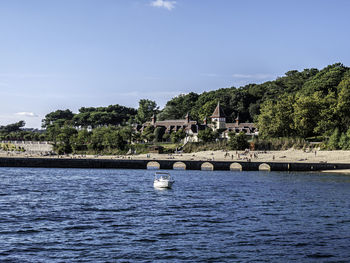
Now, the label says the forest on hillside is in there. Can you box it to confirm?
[2,63,350,152]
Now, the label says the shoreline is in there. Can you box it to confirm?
[321,169,350,174]
[1,154,350,172]
[2,149,350,163]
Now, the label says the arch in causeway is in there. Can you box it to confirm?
[230,162,242,171]
[201,162,214,171]
[173,161,186,170]
[259,163,271,171]
[147,161,160,170]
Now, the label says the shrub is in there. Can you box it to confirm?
[252,137,309,150]
[182,141,229,153]
[228,132,249,150]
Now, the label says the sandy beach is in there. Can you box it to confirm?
[3,148,350,173]
[2,148,350,163]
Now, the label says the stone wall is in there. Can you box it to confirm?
[0,157,349,171]
[0,141,53,152]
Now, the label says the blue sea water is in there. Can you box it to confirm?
[0,167,350,262]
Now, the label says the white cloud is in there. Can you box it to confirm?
[150,0,176,10]
[15,112,39,117]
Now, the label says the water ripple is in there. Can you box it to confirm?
[0,168,350,262]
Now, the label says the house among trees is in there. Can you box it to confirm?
[138,102,258,142]
[210,102,258,139]
[138,112,206,142]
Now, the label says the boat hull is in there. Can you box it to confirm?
[153,180,174,188]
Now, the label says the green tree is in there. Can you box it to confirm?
[313,92,338,136]
[119,125,134,144]
[336,70,350,131]
[157,92,199,120]
[197,128,218,142]
[257,95,295,138]
[102,128,126,151]
[171,129,186,143]
[46,124,62,145]
[197,100,218,121]
[71,129,90,152]
[162,133,170,142]
[154,126,166,142]
[338,128,350,150]
[228,132,249,150]
[71,104,137,128]
[301,63,347,96]
[328,128,340,150]
[42,109,74,129]
[55,125,77,154]
[293,94,321,138]
[23,134,32,141]
[136,99,158,124]
[89,127,106,152]
[0,120,25,132]
[142,126,155,143]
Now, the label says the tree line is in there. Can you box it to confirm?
[2,63,350,153]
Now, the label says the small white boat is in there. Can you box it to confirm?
[153,172,175,188]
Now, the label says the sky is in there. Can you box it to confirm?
[1,0,350,128]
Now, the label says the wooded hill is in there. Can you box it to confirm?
[158,63,350,142]
[3,63,350,150]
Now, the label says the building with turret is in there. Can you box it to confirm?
[210,102,226,129]
[138,102,257,142]
[139,113,206,142]
[209,102,258,139]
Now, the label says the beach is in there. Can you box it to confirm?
[2,148,350,164]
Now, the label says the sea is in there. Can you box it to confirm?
[0,167,350,262]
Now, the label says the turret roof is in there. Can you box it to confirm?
[210,102,226,118]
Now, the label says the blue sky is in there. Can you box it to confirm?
[1,0,350,128]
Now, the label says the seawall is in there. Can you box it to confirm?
[1,157,349,171]
[1,141,53,152]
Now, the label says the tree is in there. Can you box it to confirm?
[142,126,155,143]
[228,132,249,150]
[154,127,166,142]
[71,129,90,152]
[55,125,77,154]
[119,125,134,144]
[197,128,218,142]
[313,92,338,136]
[293,94,321,138]
[23,134,32,141]
[89,127,106,152]
[257,95,295,138]
[197,100,218,121]
[336,70,350,131]
[46,124,62,145]
[301,63,347,96]
[136,99,158,124]
[170,129,186,143]
[102,128,126,151]
[157,92,199,121]
[338,128,350,150]
[162,133,170,142]
[69,104,137,128]
[42,109,74,129]
[0,120,25,132]
[328,128,340,150]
